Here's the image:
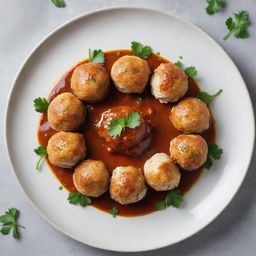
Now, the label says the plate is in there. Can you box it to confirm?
[4,7,255,252]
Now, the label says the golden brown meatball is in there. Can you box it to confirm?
[47,92,86,132]
[110,166,147,204]
[144,153,181,191]
[47,132,86,168]
[97,106,152,156]
[111,55,151,94]
[71,62,110,102]
[170,97,210,133]
[151,63,188,103]
[73,160,110,197]
[169,135,208,171]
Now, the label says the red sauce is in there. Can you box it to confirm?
[38,50,215,217]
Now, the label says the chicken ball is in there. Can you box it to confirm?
[169,135,208,171]
[144,153,181,191]
[111,55,151,94]
[71,62,110,102]
[47,132,86,168]
[151,63,188,103]
[48,92,86,132]
[110,166,147,204]
[170,97,210,133]
[97,106,152,156]
[73,160,110,197]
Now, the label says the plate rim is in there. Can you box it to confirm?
[4,6,255,252]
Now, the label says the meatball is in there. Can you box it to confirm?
[169,135,208,171]
[151,63,188,103]
[71,62,110,102]
[110,166,147,204]
[144,153,181,191]
[111,55,151,94]
[170,97,210,133]
[97,106,152,156]
[73,160,110,197]
[47,92,86,132]
[47,132,86,168]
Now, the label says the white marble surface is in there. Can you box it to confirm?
[0,0,256,255]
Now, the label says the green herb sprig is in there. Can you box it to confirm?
[67,192,91,207]
[88,49,105,64]
[204,144,223,169]
[51,0,66,8]
[34,146,47,170]
[131,41,152,59]
[197,89,223,105]
[34,97,49,113]
[223,11,250,40]
[108,207,119,217]
[0,208,25,239]
[155,190,183,210]
[206,0,225,15]
[174,56,198,78]
[107,112,141,137]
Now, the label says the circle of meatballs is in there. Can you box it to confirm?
[45,51,211,205]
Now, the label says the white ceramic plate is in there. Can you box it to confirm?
[5,7,255,252]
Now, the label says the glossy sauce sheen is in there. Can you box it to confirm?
[38,50,215,217]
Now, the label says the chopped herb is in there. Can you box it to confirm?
[34,146,47,170]
[156,52,160,55]
[130,70,138,74]
[206,0,225,15]
[51,0,66,8]
[204,144,223,169]
[185,66,198,78]
[88,49,105,64]
[174,60,183,68]
[0,208,25,239]
[67,192,91,207]
[107,112,141,137]
[59,186,63,190]
[108,207,119,217]
[174,57,198,78]
[34,97,49,113]
[131,41,152,59]
[155,190,183,210]
[197,89,223,105]
[223,11,250,40]
[137,97,143,104]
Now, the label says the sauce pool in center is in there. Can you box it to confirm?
[38,50,215,217]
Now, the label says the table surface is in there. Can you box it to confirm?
[0,0,256,255]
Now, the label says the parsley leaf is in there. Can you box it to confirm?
[197,89,223,105]
[107,112,141,137]
[107,118,126,137]
[108,207,119,217]
[51,0,66,8]
[206,0,225,15]
[185,66,198,78]
[125,112,141,128]
[59,186,63,190]
[0,208,25,239]
[223,11,251,40]
[137,97,143,104]
[174,57,198,78]
[131,41,152,59]
[155,190,183,210]
[88,49,105,64]
[67,192,91,207]
[34,146,47,170]
[204,144,223,169]
[34,97,49,113]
